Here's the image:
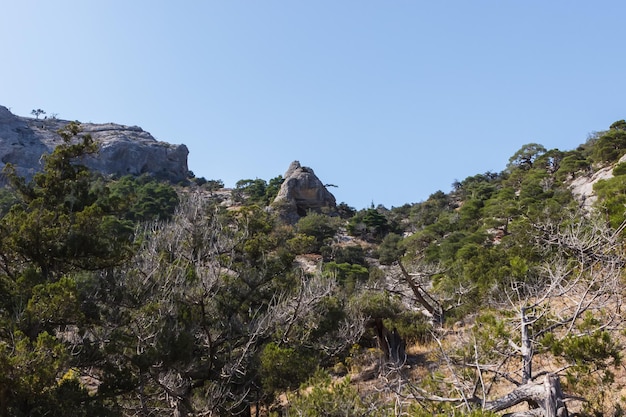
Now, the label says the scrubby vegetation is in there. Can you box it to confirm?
[2,121,626,416]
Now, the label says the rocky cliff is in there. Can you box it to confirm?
[0,106,189,184]
[273,160,337,223]
[569,153,626,211]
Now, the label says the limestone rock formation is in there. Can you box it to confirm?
[273,160,337,222]
[569,153,626,211]
[0,106,189,184]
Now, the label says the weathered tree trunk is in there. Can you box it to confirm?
[387,327,406,364]
[521,307,533,384]
[484,373,568,417]
[373,318,406,365]
[398,261,444,325]
[544,374,568,417]
[173,402,187,417]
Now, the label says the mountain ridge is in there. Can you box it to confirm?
[0,105,189,184]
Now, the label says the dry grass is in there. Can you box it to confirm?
[341,304,626,415]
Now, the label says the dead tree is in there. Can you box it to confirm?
[487,216,623,415]
[389,214,625,416]
[101,193,354,416]
[483,373,568,417]
[372,318,406,365]
[397,259,445,325]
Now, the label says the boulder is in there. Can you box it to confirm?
[0,106,189,184]
[273,160,336,222]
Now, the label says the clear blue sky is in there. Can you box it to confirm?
[3,2,626,209]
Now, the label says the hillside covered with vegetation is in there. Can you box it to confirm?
[2,120,626,416]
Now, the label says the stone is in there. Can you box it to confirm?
[0,105,189,184]
[273,160,336,222]
[569,153,626,211]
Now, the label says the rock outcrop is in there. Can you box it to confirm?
[0,106,189,184]
[273,161,337,223]
[569,153,626,211]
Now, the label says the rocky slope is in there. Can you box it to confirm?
[0,106,189,184]
[570,153,626,210]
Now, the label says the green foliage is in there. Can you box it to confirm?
[25,276,84,329]
[192,176,225,190]
[0,123,140,414]
[78,196,359,414]
[457,198,485,229]
[0,116,625,414]
[204,178,224,190]
[545,330,621,368]
[336,202,357,219]
[383,310,432,345]
[0,330,113,416]
[332,245,366,265]
[286,370,389,417]
[543,313,622,372]
[350,291,403,320]
[613,162,626,176]
[106,175,179,221]
[347,206,391,241]
[507,143,547,171]
[324,262,368,293]
[376,233,404,265]
[260,342,317,396]
[473,312,511,346]
[407,405,498,417]
[31,108,46,119]
[540,314,622,415]
[310,296,348,340]
[452,172,500,202]
[396,141,580,317]
[45,378,118,417]
[594,175,626,228]
[296,212,340,252]
[286,233,318,254]
[0,123,134,280]
[408,190,456,230]
[0,188,17,216]
[233,175,283,205]
[535,148,565,174]
[266,175,284,202]
[1,330,67,397]
[611,120,626,130]
[4,122,99,210]
[592,120,626,163]
[555,149,590,180]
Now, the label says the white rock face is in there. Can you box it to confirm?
[0,106,189,183]
[570,154,626,210]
